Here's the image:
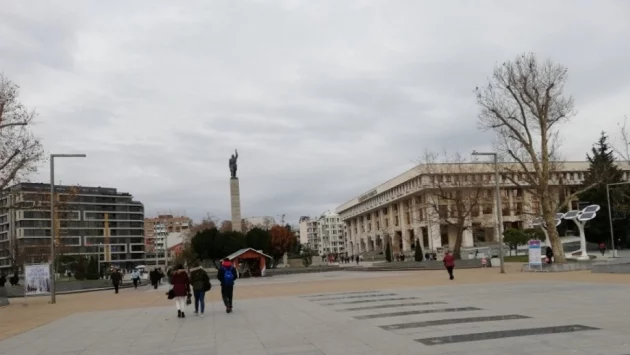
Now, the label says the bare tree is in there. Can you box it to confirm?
[419,151,489,259]
[219,220,233,232]
[0,74,44,190]
[614,116,630,162]
[475,53,601,263]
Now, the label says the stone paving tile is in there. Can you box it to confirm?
[3,279,630,355]
[308,293,398,301]
[321,297,417,305]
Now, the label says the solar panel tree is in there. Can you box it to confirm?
[531,213,564,248]
[562,205,601,260]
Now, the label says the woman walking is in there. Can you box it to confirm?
[189,262,211,317]
[443,251,455,280]
[170,263,191,318]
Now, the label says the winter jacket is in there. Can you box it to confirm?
[110,271,122,285]
[170,270,191,297]
[443,254,455,268]
[217,260,238,286]
[189,267,211,291]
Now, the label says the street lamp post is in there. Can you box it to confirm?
[472,151,505,274]
[50,153,86,304]
[605,182,630,258]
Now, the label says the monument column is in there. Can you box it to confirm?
[229,149,242,232]
[230,178,242,232]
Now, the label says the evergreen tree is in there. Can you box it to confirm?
[414,238,423,262]
[579,132,624,243]
[74,257,87,280]
[86,257,99,280]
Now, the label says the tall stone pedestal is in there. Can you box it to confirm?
[230,178,242,232]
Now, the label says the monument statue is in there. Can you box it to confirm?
[229,149,238,179]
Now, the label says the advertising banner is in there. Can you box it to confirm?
[24,264,51,296]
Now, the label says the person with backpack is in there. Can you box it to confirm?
[217,258,238,313]
[189,262,211,317]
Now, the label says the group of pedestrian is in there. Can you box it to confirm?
[167,258,238,319]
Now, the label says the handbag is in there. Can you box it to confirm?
[167,289,175,300]
[186,294,192,305]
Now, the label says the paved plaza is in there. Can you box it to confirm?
[1,269,630,355]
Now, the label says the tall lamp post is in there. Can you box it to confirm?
[50,153,86,304]
[606,182,630,258]
[472,151,505,274]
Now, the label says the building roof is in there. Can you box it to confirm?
[335,160,630,214]
[225,248,271,260]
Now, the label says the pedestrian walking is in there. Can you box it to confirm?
[131,269,141,289]
[443,251,455,280]
[217,258,238,313]
[110,268,122,294]
[599,242,606,256]
[150,269,160,289]
[189,262,211,317]
[170,264,191,318]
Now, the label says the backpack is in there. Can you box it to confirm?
[223,266,235,286]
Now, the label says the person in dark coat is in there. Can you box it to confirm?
[170,264,191,318]
[110,269,122,294]
[189,262,211,317]
[217,258,238,313]
[545,247,553,264]
[149,269,159,289]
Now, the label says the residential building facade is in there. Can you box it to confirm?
[299,212,345,255]
[0,183,145,272]
[336,161,630,257]
[144,214,192,262]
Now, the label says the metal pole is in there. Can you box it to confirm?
[606,184,617,257]
[493,154,505,274]
[49,156,56,304]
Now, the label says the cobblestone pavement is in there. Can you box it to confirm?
[2,265,630,354]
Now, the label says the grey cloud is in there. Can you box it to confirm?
[1,1,628,224]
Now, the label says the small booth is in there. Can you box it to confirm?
[225,248,271,278]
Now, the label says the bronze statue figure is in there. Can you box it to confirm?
[229,149,238,178]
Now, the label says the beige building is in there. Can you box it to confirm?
[336,161,630,256]
[299,212,345,255]
[144,214,192,253]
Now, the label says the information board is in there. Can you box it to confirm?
[528,240,542,266]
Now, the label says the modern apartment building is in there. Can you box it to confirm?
[144,214,192,257]
[0,183,145,272]
[336,161,630,256]
[298,211,345,256]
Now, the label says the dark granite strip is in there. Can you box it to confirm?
[323,297,418,306]
[380,314,530,330]
[354,307,481,320]
[300,291,381,298]
[416,324,600,346]
[338,302,447,312]
[311,293,397,301]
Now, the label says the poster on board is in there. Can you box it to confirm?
[528,240,542,266]
[24,264,51,296]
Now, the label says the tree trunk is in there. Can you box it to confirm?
[542,199,567,263]
[453,227,464,259]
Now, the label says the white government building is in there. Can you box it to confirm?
[299,212,346,256]
[335,161,630,257]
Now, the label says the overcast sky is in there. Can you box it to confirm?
[1,1,629,224]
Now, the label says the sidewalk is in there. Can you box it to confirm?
[3,264,630,341]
